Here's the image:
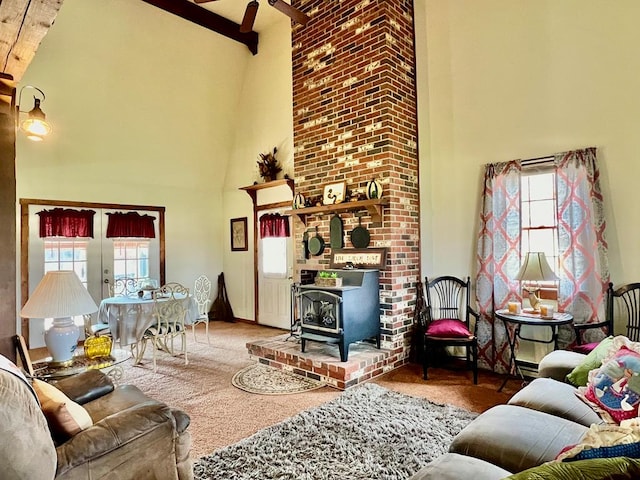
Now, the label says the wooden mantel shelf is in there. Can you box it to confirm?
[286,198,389,225]
[240,179,295,205]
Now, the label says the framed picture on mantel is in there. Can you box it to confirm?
[230,217,248,251]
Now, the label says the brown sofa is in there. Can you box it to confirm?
[0,355,192,480]
[410,349,640,479]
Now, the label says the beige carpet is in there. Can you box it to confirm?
[121,322,518,458]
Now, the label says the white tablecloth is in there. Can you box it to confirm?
[98,294,199,347]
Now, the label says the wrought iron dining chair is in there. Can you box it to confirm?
[574,282,640,350]
[137,297,188,372]
[111,278,138,297]
[192,274,212,344]
[82,313,110,338]
[157,282,190,299]
[422,276,478,384]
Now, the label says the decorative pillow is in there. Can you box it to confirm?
[555,420,640,463]
[32,379,93,444]
[425,319,471,338]
[504,457,640,479]
[584,346,640,423]
[566,336,614,387]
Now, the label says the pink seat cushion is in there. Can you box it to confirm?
[573,342,600,354]
[426,319,472,338]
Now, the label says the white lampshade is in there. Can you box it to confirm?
[20,271,98,365]
[515,252,558,282]
[21,271,98,318]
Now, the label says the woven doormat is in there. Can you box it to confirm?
[231,363,325,395]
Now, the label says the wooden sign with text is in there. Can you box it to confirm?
[330,248,387,269]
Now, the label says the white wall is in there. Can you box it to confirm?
[17,0,252,304]
[418,0,640,285]
[222,17,295,322]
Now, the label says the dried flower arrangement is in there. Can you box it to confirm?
[257,147,282,182]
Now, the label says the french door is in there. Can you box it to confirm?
[257,211,293,330]
[21,200,163,347]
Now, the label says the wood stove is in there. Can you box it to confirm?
[296,269,380,361]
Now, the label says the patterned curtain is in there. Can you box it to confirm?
[38,208,95,238]
[259,214,290,238]
[475,161,521,373]
[555,147,609,345]
[106,212,156,238]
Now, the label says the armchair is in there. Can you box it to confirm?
[0,355,192,480]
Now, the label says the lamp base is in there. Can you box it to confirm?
[44,317,79,366]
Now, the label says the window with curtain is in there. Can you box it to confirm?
[475,147,609,373]
[259,214,290,278]
[38,208,94,287]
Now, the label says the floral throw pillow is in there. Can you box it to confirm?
[584,346,640,424]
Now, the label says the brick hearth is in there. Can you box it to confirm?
[247,335,394,390]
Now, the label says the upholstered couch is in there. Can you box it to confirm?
[0,354,192,480]
[410,342,640,479]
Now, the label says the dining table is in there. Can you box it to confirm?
[98,293,199,347]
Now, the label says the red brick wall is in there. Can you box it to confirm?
[292,0,419,365]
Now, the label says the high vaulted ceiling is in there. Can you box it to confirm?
[0,0,64,83]
[0,0,285,83]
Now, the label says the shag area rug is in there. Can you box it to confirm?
[231,362,325,395]
[194,383,477,479]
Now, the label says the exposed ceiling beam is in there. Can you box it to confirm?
[141,0,259,55]
[0,0,64,83]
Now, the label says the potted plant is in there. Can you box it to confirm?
[257,147,282,182]
[315,271,342,287]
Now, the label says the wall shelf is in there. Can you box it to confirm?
[286,198,389,226]
[240,178,295,204]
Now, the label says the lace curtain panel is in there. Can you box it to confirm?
[475,147,609,372]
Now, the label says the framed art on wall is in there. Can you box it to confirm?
[230,217,248,251]
[322,181,346,205]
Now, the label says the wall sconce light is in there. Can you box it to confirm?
[17,85,52,141]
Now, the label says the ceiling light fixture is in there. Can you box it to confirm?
[17,85,52,141]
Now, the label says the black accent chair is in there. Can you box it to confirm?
[422,276,478,384]
[574,282,640,348]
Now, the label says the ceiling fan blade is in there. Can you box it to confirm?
[240,1,259,33]
[267,0,310,26]
[194,0,217,3]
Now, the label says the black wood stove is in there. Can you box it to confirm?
[296,269,380,361]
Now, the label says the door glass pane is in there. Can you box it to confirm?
[113,240,151,282]
[261,237,287,278]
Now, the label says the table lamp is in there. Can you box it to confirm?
[515,252,558,312]
[20,271,98,366]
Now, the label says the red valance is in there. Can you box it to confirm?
[106,212,156,238]
[37,208,96,238]
[259,214,290,238]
